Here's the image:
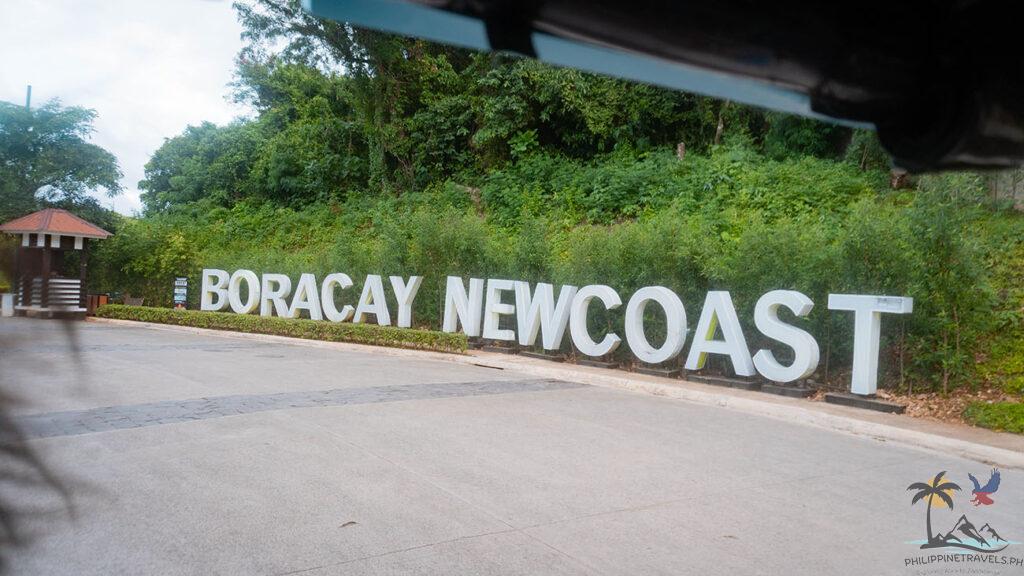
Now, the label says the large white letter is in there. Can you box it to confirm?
[514,282,578,350]
[625,286,688,364]
[389,276,423,328]
[354,274,391,325]
[685,291,755,376]
[201,269,229,311]
[320,273,354,322]
[442,276,484,336]
[289,273,323,320]
[260,274,292,317]
[570,285,622,357]
[752,290,819,383]
[228,270,260,314]
[482,279,516,341]
[827,294,913,395]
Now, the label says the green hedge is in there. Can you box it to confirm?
[95,305,467,354]
[962,402,1024,434]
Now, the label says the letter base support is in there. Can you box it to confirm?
[824,392,906,414]
[688,374,762,391]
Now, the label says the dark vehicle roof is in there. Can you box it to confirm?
[304,0,1024,172]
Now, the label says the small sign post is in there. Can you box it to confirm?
[173,277,188,309]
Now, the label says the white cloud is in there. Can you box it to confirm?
[0,0,251,215]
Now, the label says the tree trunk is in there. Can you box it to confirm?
[713,101,729,146]
[900,318,908,395]
[890,168,909,189]
[942,329,950,395]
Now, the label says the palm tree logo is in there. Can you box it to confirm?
[907,471,1010,552]
[907,471,960,546]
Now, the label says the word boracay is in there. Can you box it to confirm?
[200,269,913,396]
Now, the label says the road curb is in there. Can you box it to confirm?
[89,317,1024,469]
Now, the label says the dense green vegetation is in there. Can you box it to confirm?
[3,1,1022,413]
[963,402,1024,434]
[93,150,1024,396]
[96,304,466,353]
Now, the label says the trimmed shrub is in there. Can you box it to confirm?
[95,305,467,354]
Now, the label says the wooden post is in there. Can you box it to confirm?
[12,242,20,306]
[79,239,89,309]
[40,245,51,311]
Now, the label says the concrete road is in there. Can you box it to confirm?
[2,317,1022,575]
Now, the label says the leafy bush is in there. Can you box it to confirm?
[963,402,1024,434]
[903,176,995,392]
[762,113,849,160]
[480,146,878,227]
[95,304,467,354]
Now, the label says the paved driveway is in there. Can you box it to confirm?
[2,318,1022,575]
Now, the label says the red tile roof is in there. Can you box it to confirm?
[0,208,111,239]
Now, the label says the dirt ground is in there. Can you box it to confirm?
[838,386,1020,426]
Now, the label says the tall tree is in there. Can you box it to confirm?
[0,99,122,221]
[233,0,473,192]
[139,121,261,213]
[229,1,736,193]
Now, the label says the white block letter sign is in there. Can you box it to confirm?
[228,270,260,314]
[570,285,622,357]
[442,276,485,337]
[827,294,913,395]
[514,282,577,351]
[201,269,229,311]
[260,273,293,317]
[320,273,355,322]
[289,273,323,320]
[354,274,391,325]
[624,286,687,364]
[482,279,517,341]
[752,290,819,383]
[389,276,423,328]
[685,291,755,376]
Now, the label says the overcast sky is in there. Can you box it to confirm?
[0,0,251,214]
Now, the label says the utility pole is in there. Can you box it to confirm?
[25,84,32,111]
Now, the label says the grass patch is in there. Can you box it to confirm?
[96,305,466,354]
[962,401,1024,434]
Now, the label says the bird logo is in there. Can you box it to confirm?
[967,468,1001,506]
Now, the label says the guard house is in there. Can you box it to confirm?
[0,208,111,318]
